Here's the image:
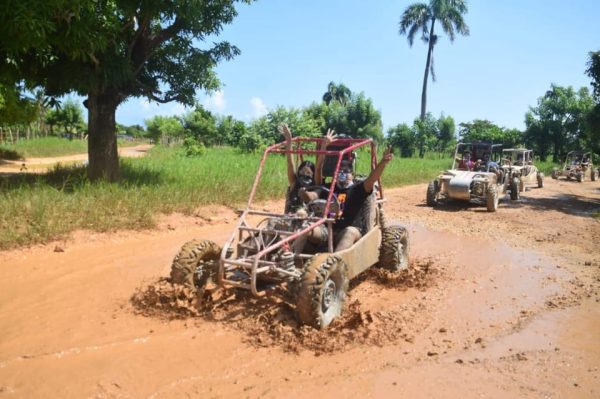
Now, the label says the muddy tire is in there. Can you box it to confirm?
[591,169,597,181]
[426,181,438,206]
[486,186,499,212]
[510,177,520,200]
[551,169,558,179]
[378,206,387,229]
[378,224,409,272]
[577,172,583,182]
[296,254,349,329]
[170,239,221,290]
[537,172,544,188]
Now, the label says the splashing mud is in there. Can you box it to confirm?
[131,257,440,354]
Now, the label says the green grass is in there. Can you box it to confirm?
[0,146,450,250]
[536,160,561,175]
[0,136,146,159]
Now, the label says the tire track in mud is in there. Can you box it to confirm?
[131,257,445,354]
[0,336,151,369]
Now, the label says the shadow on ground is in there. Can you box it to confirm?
[506,191,600,217]
[0,162,163,192]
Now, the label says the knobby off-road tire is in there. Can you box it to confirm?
[170,239,221,290]
[551,170,559,179]
[378,224,409,272]
[486,186,499,212]
[296,254,349,329]
[591,169,597,181]
[378,206,388,230]
[510,177,520,201]
[537,173,545,188]
[426,181,438,206]
[577,172,583,182]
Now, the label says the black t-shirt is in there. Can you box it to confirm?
[333,181,370,231]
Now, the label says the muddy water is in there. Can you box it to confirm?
[1,216,596,398]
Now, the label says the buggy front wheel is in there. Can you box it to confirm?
[426,181,439,206]
[170,239,221,290]
[296,254,349,329]
[486,186,499,212]
[510,177,520,200]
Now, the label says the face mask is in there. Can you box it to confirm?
[337,172,353,189]
[297,174,312,186]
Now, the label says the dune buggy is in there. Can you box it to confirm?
[169,136,409,329]
[426,142,510,211]
[552,151,597,182]
[500,148,544,200]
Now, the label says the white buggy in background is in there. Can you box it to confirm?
[426,142,510,212]
[552,151,597,182]
[500,148,544,200]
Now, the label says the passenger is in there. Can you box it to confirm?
[280,124,334,213]
[457,150,474,171]
[280,124,316,214]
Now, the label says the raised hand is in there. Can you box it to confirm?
[321,128,337,149]
[278,123,292,142]
[381,145,393,164]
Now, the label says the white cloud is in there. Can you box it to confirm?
[202,90,226,113]
[138,99,190,118]
[250,97,268,118]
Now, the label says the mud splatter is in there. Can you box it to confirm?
[131,257,440,354]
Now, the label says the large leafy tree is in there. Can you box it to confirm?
[458,119,522,148]
[524,85,594,161]
[1,0,250,180]
[399,0,469,120]
[307,84,383,141]
[182,105,219,146]
[387,123,416,157]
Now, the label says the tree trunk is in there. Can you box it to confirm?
[87,91,120,181]
[420,18,436,122]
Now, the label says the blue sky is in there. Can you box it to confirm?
[114,0,600,132]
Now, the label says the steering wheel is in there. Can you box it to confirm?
[306,187,340,217]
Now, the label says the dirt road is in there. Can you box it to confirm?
[0,144,153,174]
[0,178,599,398]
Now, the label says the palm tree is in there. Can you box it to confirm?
[399,0,469,121]
[322,81,352,106]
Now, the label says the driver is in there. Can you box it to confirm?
[299,147,393,252]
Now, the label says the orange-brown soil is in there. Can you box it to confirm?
[0,178,598,398]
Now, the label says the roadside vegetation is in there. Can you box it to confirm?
[0,145,452,250]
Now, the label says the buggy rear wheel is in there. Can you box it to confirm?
[577,172,583,182]
[170,239,221,290]
[378,224,409,272]
[296,254,349,329]
[537,172,544,188]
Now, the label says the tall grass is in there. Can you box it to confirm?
[0,136,146,159]
[0,146,451,250]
